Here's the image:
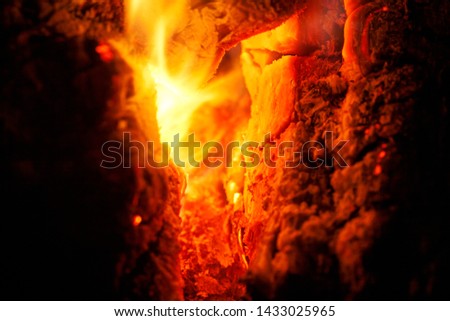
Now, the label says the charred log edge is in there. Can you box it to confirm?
[243,0,450,300]
[1,0,124,43]
[216,1,310,51]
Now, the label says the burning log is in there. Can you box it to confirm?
[187,0,309,51]
[126,0,309,84]
[0,1,182,300]
[242,0,450,299]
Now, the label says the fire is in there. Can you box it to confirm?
[120,0,219,149]
[118,0,251,300]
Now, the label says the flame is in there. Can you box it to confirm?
[119,0,251,300]
[122,0,219,148]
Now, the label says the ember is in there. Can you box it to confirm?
[96,43,115,63]
[132,215,142,227]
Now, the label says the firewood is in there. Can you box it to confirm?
[163,0,309,81]
[242,0,450,299]
[0,1,182,300]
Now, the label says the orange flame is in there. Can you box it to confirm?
[119,0,223,152]
[118,0,250,299]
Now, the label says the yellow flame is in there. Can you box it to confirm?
[119,0,251,297]
[122,0,218,146]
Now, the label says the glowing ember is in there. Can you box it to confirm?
[95,44,114,63]
[374,164,383,176]
[132,215,142,227]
